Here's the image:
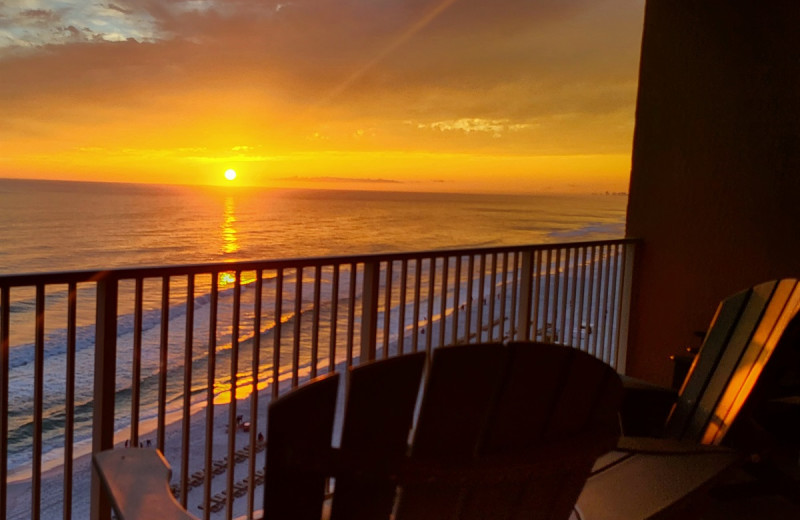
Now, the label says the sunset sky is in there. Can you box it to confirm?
[0,0,644,194]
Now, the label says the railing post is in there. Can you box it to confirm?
[614,243,636,374]
[91,277,118,520]
[361,261,380,362]
[515,250,534,341]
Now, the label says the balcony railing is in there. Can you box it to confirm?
[0,238,636,520]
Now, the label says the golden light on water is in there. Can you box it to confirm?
[221,196,239,256]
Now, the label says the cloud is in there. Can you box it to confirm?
[0,2,163,51]
[416,118,536,138]
[279,176,402,184]
[106,4,135,16]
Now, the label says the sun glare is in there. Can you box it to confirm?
[224,169,237,181]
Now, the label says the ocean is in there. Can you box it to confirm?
[0,178,627,274]
[0,178,628,485]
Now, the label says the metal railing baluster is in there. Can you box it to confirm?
[601,244,614,363]
[559,248,570,345]
[412,259,422,353]
[63,282,77,520]
[575,247,587,349]
[542,250,552,342]
[311,266,321,377]
[425,257,436,356]
[346,264,357,366]
[465,255,475,341]
[32,284,44,519]
[131,278,143,447]
[451,256,462,346]
[248,270,263,514]
[398,260,408,355]
[477,254,486,342]
[292,267,302,387]
[488,253,497,341]
[157,276,170,451]
[606,245,621,365]
[272,269,283,400]
[180,274,194,507]
[568,247,580,347]
[500,252,509,341]
[590,246,602,358]
[383,261,392,359]
[438,256,448,348]
[510,251,519,339]
[329,265,339,372]
[225,271,242,520]
[531,250,542,342]
[202,273,219,520]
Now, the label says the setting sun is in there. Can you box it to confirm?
[224,169,237,181]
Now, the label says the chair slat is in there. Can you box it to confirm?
[665,285,753,439]
[483,342,574,450]
[679,282,776,440]
[457,343,621,520]
[330,353,426,520]
[704,279,800,443]
[395,344,510,520]
[262,373,339,520]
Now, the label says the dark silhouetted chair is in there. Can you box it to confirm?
[576,278,800,519]
[95,342,623,519]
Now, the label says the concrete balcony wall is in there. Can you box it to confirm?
[625,0,800,384]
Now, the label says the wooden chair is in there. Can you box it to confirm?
[576,278,800,519]
[95,342,623,520]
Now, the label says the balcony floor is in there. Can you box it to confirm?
[702,465,800,520]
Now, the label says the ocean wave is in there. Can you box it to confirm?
[547,221,625,240]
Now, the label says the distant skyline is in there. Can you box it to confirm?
[0,0,644,194]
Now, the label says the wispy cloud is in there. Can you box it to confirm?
[416,118,536,138]
[279,176,402,184]
[0,2,162,51]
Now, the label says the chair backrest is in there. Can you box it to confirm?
[262,372,340,520]
[394,342,622,520]
[263,342,622,520]
[665,278,800,445]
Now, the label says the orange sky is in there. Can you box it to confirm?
[0,0,644,194]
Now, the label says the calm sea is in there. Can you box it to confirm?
[0,178,627,274]
[0,178,627,475]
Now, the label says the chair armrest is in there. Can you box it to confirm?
[93,448,197,520]
[578,439,740,520]
[619,375,679,437]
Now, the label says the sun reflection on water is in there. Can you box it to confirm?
[221,195,238,256]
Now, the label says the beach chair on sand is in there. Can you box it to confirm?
[94,342,623,520]
[576,278,800,520]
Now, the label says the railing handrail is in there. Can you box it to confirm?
[0,238,639,287]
